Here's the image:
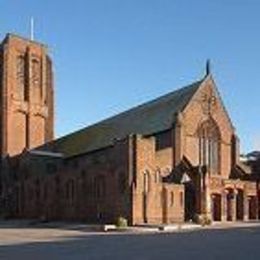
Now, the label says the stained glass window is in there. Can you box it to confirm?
[198,119,220,175]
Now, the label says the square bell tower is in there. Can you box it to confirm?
[0,34,54,156]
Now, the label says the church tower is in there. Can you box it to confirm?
[0,34,54,157]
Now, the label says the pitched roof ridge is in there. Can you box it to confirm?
[39,77,204,156]
[54,78,203,141]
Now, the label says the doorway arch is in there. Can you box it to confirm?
[236,189,244,220]
[184,182,196,221]
[226,189,234,221]
[211,193,222,221]
[248,196,257,220]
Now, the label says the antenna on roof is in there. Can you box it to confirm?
[206,59,211,76]
[30,17,35,41]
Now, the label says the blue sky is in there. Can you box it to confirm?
[1,0,259,153]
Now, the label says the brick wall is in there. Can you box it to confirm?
[13,137,132,223]
[0,34,54,156]
[183,77,234,178]
[132,134,184,225]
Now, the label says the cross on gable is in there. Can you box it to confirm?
[201,89,217,115]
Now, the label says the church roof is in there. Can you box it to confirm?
[41,78,204,157]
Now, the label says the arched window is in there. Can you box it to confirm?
[118,173,127,194]
[16,55,26,99]
[94,176,106,199]
[35,179,40,201]
[32,58,41,88]
[55,176,60,194]
[65,179,75,203]
[43,182,48,200]
[198,119,220,175]
[170,191,174,206]
[143,170,150,193]
[31,58,42,100]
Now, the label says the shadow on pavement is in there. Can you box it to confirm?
[0,227,260,260]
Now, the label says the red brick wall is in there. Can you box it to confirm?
[183,77,234,179]
[132,134,184,225]
[14,137,132,223]
[5,56,256,225]
[0,34,54,156]
[12,132,185,225]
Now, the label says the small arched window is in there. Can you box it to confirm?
[94,176,106,199]
[43,182,48,200]
[31,58,42,101]
[170,191,174,206]
[118,173,127,194]
[81,170,86,178]
[55,176,60,194]
[32,58,41,88]
[65,179,75,203]
[143,170,150,193]
[35,179,40,201]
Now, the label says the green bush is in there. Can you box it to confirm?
[193,214,212,226]
[116,216,128,228]
[205,218,212,226]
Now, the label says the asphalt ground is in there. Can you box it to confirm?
[0,224,259,259]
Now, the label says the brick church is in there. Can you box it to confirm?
[0,34,259,225]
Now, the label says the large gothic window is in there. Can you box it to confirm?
[198,119,220,175]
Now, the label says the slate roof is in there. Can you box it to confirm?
[41,78,204,157]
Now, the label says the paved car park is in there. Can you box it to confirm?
[0,222,259,259]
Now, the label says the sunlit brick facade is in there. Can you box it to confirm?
[0,34,259,225]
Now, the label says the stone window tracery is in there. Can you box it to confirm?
[198,119,220,175]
